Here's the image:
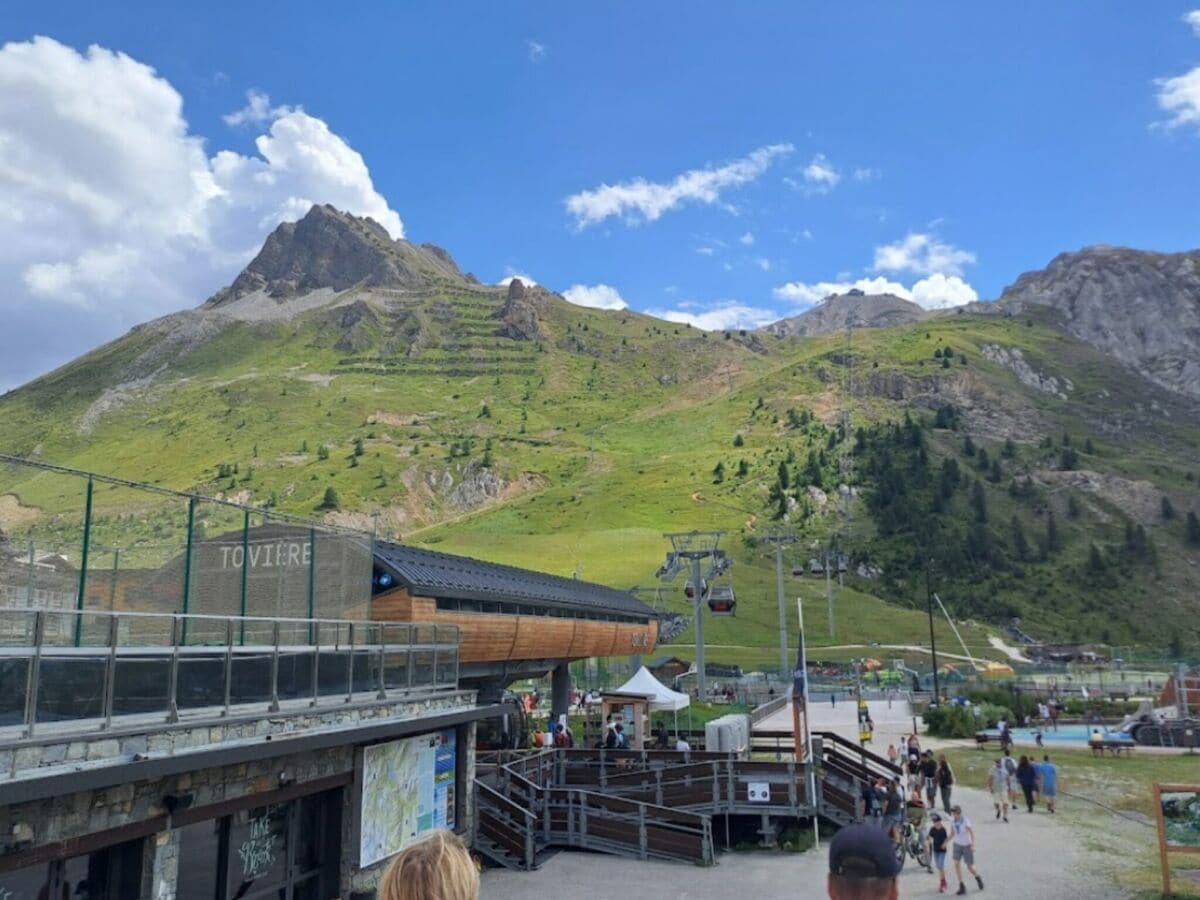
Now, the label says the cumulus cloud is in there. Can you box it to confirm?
[645,301,778,332]
[872,233,975,277]
[739,231,755,245]
[526,40,546,62]
[223,89,293,126]
[1153,12,1200,129]
[562,283,627,310]
[800,153,840,192]
[0,36,403,389]
[564,143,793,228]
[1186,9,1200,37]
[772,273,977,310]
[497,270,538,288]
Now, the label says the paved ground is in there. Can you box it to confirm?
[481,784,1130,899]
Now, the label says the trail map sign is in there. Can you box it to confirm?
[1153,782,1200,895]
[358,730,457,866]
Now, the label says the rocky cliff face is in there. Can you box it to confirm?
[496,278,547,340]
[764,292,927,337]
[999,246,1200,397]
[206,204,467,306]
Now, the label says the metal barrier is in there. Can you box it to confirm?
[0,607,459,739]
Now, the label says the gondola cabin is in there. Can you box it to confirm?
[791,565,805,578]
[367,542,658,684]
[809,558,825,576]
[707,584,736,617]
[683,578,707,600]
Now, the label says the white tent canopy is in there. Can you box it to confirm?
[615,666,691,712]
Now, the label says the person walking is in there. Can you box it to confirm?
[920,750,939,807]
[1015,755,1038,813]
[927,811,950,893]
[950,804,984,894]
[936,754,955,814]
[987,759,1009,823]
[887,742,899,767]
[884,776,906,843]
[1038,754,1059,814]
[1001,749,1018,807]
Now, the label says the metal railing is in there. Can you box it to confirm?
[0,607,459,740]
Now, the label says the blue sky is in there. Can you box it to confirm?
[2,2,1200,388]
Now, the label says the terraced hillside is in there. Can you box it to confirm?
[2,205,1199,662]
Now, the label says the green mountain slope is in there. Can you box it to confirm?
[2,206,1198,661]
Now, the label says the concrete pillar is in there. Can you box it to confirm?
[141,828,180,899]
[551,662,571,721]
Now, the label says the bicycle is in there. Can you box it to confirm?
[893,819,932,872]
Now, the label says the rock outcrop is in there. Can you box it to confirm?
[496,278,546,341]
[999,246,1200,398]
[205,204,466,306]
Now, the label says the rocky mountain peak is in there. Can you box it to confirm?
[205,204,466,307]
[999,245,1200,397]
[764,292,928,338]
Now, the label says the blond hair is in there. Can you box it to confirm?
[377,829,479,900]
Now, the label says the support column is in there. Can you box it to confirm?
[141,828,181,900]
[550,662,571,721]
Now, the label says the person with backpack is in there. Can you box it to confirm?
[1001,749,1018,807]
[936,753,955,814]
[920,750,939,807]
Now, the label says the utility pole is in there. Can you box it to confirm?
[824,550,834,639]
[657,531,730,700]
[760,531,797,678]
[926,559,941,705]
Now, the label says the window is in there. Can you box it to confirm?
[176,789,341,900]
[0,838,143,899]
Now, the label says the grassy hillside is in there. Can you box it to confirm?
[2,285,1199,661]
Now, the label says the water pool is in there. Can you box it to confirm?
[978,725,1131,744]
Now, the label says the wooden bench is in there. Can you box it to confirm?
[1089,740,1135,757]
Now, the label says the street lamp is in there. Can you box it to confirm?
[925,559,940,705]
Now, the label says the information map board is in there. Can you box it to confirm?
[358,729,457,867]
[1153,782,1200,896]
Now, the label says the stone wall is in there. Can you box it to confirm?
[0,691,478,899]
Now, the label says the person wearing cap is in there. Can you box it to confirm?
[827,824,901,900]
[949,805,984,894]
[927,811,950,893]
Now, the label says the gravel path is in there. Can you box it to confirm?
[480,784,1131,899]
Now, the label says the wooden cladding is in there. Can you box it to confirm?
[370,589,657,663]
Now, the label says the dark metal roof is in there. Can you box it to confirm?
[373,541,654,620]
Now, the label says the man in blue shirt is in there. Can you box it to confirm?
[1038,754,1059,814]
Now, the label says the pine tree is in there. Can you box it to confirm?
[1002,438,1016,459]
[963,435,976,457]
[479,404,491,418]
[353,437,365,457]
[319,487,340,510]
[1046,511,1062,553]
[1162,496,1175,520]
[971,480,988,523]
[733,433,744,447]
[713,461,726,484]
[777,461,790,489]
[1187,511,1200,546]
[1010,515,1030,561]
[1059,446,1079,470]
[317,445,329,461]
[1067,493,1082,519]
[1088,542,1105,573]
[737,459,750,478]
[988,458,1003,483]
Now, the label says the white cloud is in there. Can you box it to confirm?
[772,273,976,310]
[526,40,546,62]
[853,166,880,181]
[223,89,293,126]
[801,153,841,193]
[872,232,975,277]
[645,301,778,331]
[910,273,978,309]
[497,269,538,288]
[564,143,793,228]
[562,283,627,310]
[739,231,755,245]
[1153,12,1200,129]
[0,36,403,388]
[695,246,716,256]
[755,257,771,271]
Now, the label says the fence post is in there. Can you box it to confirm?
[101,614,118,730]
[431,624,439,686]
[307,528,316,643]
[345,622,355,703]
[239,509,250,645]
[23,611,45,738]
[222,617,234,717]
[579,790,588,845]
[166,616,180,724]
[268,619,281,712]
[377,628,387,700]
[638,802,648,859]
[180,496,196,645]
[74,475,94,648]
[108,548,120,610]
[311,620,321,707]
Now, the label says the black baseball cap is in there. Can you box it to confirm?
[829,825,903,879]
